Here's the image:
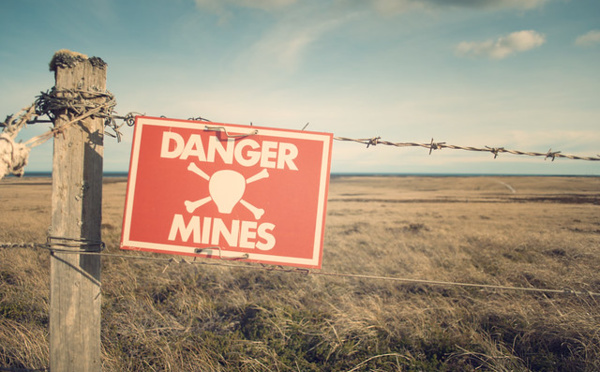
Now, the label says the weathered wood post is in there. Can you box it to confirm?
[49,50,105,371]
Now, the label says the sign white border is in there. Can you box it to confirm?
[121,116,332,268]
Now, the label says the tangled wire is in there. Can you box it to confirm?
[0,87,139,179]
[2,86,599,180]
[33,87,137,142]
[2,87,138,144]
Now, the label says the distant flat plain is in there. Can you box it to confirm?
[1,175,599,371]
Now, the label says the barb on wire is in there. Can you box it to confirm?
[428,138,446,154]
[485,146,504,159]
[367,136,380,148]
[545,149,560,162]
[333,136,600,162]
[104,111,143,141]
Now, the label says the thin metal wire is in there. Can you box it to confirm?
[7,244,594,298]
[2,241,598,296]
[0,242,37,249]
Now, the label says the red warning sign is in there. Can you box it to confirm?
[120,116,333,268]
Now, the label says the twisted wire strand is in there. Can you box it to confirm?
[25,88,118,146]
[1,88,138,147]
[333,136,600,161]
[3,94,599,162]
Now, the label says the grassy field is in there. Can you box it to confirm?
[0,175,599,371]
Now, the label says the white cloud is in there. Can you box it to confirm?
[194,0,297,22]
[232,9,357,74]
[369,0,425,14]
[197,0,548,19]
[368,0,547,15]
[429,0,547,10]
[575,30,600,47]
[194,0,296,13]
[262,19,346,70]
[456,30,546,59]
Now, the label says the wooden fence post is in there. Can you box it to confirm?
[49,50,105,371]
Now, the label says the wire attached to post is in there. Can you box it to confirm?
[39,236,105,254]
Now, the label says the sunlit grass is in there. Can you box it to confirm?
[1,176,599,371]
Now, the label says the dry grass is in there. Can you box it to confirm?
[1,175,599,371]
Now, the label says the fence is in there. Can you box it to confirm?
[3,99,600,182]
[1,50,599,371]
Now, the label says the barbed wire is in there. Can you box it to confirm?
[154,118,600,162]
[333,136,600,162]
[7,97,600,163]
[2,87,599,180]
[1,241,598,298]
[28,88,129,145]
[3,88,599,162]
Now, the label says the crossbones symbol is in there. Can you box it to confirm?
[184,162,269,220]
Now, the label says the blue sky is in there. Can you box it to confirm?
[1,0,599,175]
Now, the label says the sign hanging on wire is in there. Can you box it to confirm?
[121,116,333,269]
